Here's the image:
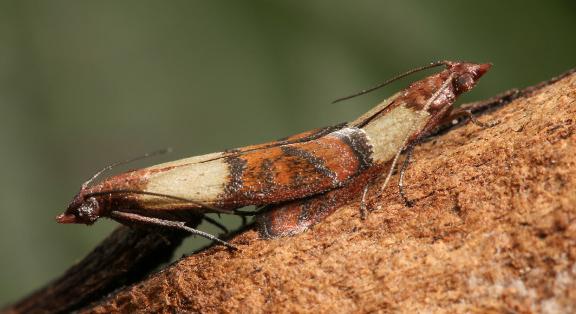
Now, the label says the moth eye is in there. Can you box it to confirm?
[78,203,93,217]
[453,73,475,93]
[76,197,100,224]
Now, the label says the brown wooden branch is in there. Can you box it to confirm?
[4,226,190,314]
[7,68,576,313]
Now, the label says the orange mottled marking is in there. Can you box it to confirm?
[221,128,372,206]
[239,135,359,200]
[303,134,363,182]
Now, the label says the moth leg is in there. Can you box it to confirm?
[202,215,229,234]
[232,209,258,216]
[233,208,255,227]
[110,211,237,250]
[226,208,257,227]
[360,173,384,219]
[359,182,371,220]
[464,110,500,128]
[398,143,416,207]
[379,131,413,200]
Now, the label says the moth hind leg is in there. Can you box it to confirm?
[359,183,371,220]
[398,143,416,207]
[202,215,229,234]
[358,173,382,219]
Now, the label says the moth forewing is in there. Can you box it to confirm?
[58,61,491,246]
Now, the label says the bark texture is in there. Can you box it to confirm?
[81,69,576,313]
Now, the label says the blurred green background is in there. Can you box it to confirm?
[1,1,574,305]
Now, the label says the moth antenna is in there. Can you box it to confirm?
[82,148,173,189]
[332,61,449,104]
[83,189,233,214]
[109,211,237,250]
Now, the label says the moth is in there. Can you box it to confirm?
[57,61,491,249]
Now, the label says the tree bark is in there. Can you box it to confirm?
[7,68,576,313]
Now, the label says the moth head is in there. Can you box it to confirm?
[56,191,101,225]
[449,62,492,95]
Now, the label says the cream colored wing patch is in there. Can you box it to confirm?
[143,157,229,204]
[362,104,429,162]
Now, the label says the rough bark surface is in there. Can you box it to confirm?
[76,70,576,313]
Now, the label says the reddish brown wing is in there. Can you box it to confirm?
[217,127,373,207]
